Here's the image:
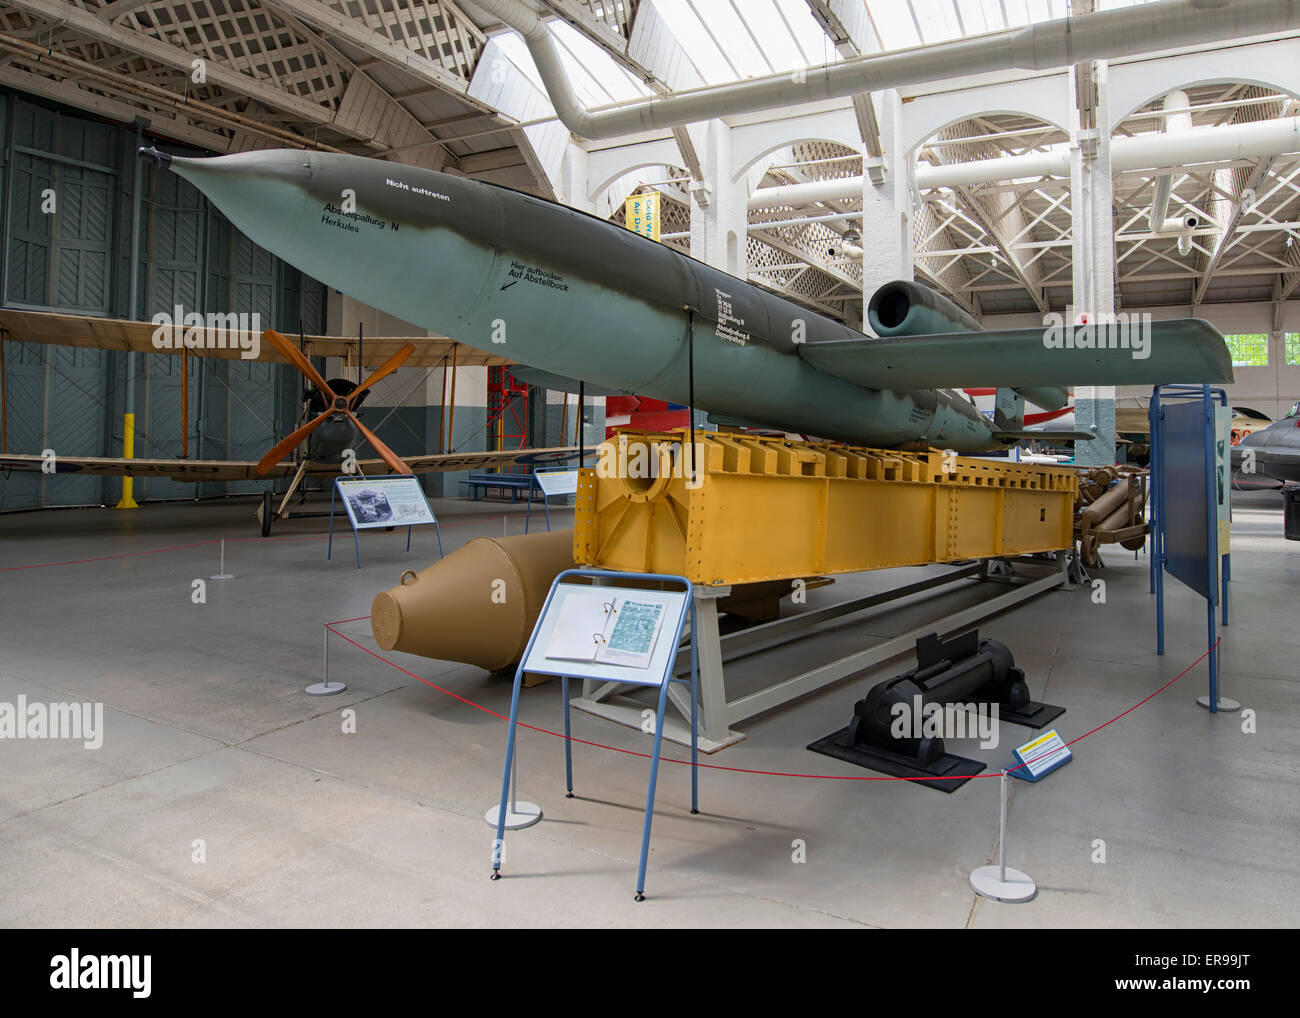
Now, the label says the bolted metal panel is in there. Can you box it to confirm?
[575,432,1078,585]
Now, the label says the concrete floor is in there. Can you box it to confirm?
[0,488,1296,928]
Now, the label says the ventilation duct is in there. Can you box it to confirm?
[749,114,1300,209]
[471,0,1300,142]
[1148,91,1202,236]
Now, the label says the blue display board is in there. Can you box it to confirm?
[335,475,436,530]
[524,467,581,533]
[327,474,443,569]
[1149,385,1230,710]
[1161,400,1216,600]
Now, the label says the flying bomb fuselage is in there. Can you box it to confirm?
[166,150,994,451]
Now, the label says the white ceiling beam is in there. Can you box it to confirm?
[953,185,1046,312]
[538,0,657,85]
[458,146,526,171]
[1193,157,1279,303]
[805,0,883,158]
[5,0,332,125]
[98,0,161,22]
[535,1,702,180]
[1278,235,1300,297]
[915,259,978,315]
[263,0,501,117]
[752,229,862,292]
[0,62,233,150]
[259,1,455,168]
[748,276,841,316]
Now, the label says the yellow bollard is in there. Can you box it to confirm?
[113,412,140,510]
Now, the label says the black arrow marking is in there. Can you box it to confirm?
[500,279,518,290]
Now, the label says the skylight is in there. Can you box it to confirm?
[491,19,652,109]
[650,0,840,86]
[864,0,1158,52]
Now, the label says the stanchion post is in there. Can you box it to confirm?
[210,539,233,581]
[969,770,1037,903]
[306,623,347,696]
[484,730,542,829]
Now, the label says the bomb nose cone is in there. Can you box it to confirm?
[137,146,171,167]
[371,530,575,672]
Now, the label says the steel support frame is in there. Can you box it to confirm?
[571,555,1070,752]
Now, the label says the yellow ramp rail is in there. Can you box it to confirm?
[574,432,1078,586]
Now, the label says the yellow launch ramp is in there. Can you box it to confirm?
[574,432,1078,585]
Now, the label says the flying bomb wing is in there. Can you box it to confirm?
[799,319,1233,390]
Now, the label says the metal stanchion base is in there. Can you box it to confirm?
[305,681,347,696]
[970,865,1037,903]
[1197,695,1241,712]
[210,573,233,580]
[484,802,542,829]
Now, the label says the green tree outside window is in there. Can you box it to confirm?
[1223,334,1269,367]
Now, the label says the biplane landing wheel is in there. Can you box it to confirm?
[259,489,274,537]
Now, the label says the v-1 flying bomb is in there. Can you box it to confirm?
[147,148,1232,455]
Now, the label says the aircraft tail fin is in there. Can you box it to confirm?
[994,389,1024,431]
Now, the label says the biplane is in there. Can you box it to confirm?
[0,308,585,532]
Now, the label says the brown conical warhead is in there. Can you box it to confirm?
[370,529,574,672]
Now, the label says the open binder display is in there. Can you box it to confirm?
[543,593,666,670]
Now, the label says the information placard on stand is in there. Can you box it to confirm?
[490,569,699,901]
[524,467,581,533]
[328,474,443,569]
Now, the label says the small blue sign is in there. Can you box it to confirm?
[1010,729,1072,782]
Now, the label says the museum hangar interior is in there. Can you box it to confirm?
[0,0,1296,930]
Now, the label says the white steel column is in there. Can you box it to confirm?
[559,142,594,213]
[1071,61,1117,467]
[861,90,913,307]
[690,120,748,278]
[689,117,745,434]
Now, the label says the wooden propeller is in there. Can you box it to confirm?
[255,330,417,476]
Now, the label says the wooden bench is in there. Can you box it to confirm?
[462,473,539,503]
